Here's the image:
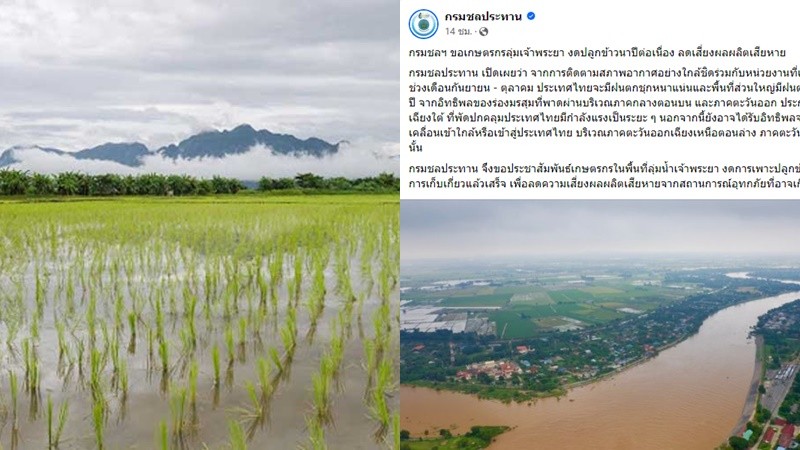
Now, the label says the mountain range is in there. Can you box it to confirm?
[0,124,340,168]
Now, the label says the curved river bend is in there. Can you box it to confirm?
[401,288,800,450]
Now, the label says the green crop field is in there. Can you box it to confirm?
[493,286,541,296]
[547,289,596,303]
[581,286,624,295]
[488,311,538,339]
[406,269,697,338]
[488,299,632,336]
[509,290,553,305]
[438,294,512,308]
[0,195,399,449]
[569,305,626,323]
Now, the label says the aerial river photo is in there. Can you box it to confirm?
[401,276,800,449]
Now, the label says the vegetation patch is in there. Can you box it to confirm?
[547,289,595,304]
[439,294,512,308]
[400,426,510,450]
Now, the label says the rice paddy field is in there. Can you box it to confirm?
[402,266,702,340]
[0,195,399,449]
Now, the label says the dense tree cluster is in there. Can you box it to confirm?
[258,172,399,192]
[0,170,245,196]
[728,435,749,450]
[398,426,508,450]
[0,169,401,196]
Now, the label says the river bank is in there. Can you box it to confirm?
[401,333,689,406]
[564,336,686,391]
[730,335,765,436]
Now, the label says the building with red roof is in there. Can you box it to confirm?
[778,423,795,448]
[763,426,776,444]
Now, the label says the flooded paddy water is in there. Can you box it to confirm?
[0,197,399,449]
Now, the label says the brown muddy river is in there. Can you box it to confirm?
[401,289,800,450]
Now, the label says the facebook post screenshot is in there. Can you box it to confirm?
[402,0,800,198]
[399,2,800,450]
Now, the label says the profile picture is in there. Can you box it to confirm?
[409,9,439,39]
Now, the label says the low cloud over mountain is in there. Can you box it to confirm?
[0,125,398,178]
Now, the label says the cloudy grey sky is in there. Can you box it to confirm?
[402,201,800,260]
[0,0,398,151]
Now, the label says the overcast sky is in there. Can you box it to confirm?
[0,0,398,151]
[402,201,800,260]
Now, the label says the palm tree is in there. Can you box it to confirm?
[0,169,31,195]
[93,174,123,196]
[30,173,55,195]
[55,172,80,195]
[295,173,324,189]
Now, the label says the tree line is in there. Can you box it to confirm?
[257,172,399,192]
[0,169,399,196]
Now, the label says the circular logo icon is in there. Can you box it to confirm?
[409,9,438,39]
